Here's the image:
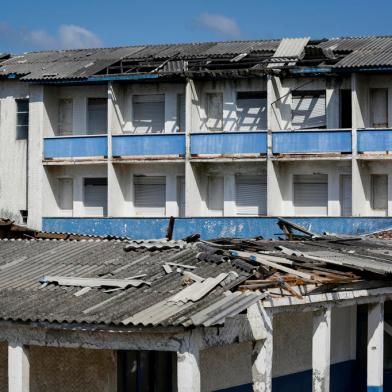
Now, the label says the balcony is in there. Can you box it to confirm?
[43,135,108,159]
[112,133,185,158]
[272,130,352,155]
[190,131,267,157]
[357,129,392,153]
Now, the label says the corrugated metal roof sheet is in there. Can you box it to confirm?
[273,37,310,58]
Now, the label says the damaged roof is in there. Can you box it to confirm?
[0,233,392,329]
[2,35,392,82]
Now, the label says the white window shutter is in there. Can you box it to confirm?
[87,98,108,134]
[133,95,165,133]
[293,174,328,216]
[58,99,73,136]
[291,93,326,129]
[235,175,267,216]
[206,93,223,131]
[370,89,388,128]
[134,176,166,216]
[84,178,108,217]
[207,176,224,216]
[58,178,73,216]
[371,174,388,214]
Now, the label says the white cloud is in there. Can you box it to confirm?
[195,13,243,39]
[0,22,102,51]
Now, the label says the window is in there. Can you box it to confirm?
[206,93,223,131]
[87,98,107,134]
[58,99,73,136]
[293,174,328,216]
[207,176,224,216]
[340,175,352,217]
[235,175,267,216]
[134,176,166,216]
[291,91,326,129]
[83,178,107,216]
[177,176,185,217]
[236,91,267,131]
[371,174,388,215]
[57,178,73,217]
[340,89,352,128]
[117,351,175,392]
[16,99,29,140]
[177,94,185,132]
[133,94,165,133]
[370,89,388,128]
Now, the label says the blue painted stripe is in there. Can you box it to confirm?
[44,136,108,158]
[272,130,352,154]
[42,217,392,241]
[368,387,383,392]
[190,132,267,155]
[358,129,392,153]
[112,134,185,156]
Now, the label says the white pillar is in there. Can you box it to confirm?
[177,332,201,392]
[312,307,331,392]
[250,304,273,392]
[8,342,30,392]
[368,301,384,392]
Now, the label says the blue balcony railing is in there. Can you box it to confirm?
[112,134,185,157]
[272,130,352,154]
[190,131,267,156]
[44,135,108,159]
[357,129,392,153]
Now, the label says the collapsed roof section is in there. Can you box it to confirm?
[1,35,392,83]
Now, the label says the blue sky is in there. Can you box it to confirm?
[1,0,392,52]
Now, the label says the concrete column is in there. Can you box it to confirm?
[27,84,45,230]
[312,307,331,392]
[8,342,30,392]
[224,174,236,216]
[368,301,384,392]
[267,160,283,216]
[177,332,201,392]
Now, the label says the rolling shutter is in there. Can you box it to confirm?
[134,176,166,216]
[58,99,73,136]
[133,95,165,133]
[177,176,185,217]
[207,176,224,216]
[58,178,73,216]
[235,175,267,216]
[293,174,328,216]
[371,174,388,214]
[237,92,267,131]
[206,93,223,131]
[291,91,326,129]
[84,178,107,216]
[340,175,352,216]
[87,98,107,135]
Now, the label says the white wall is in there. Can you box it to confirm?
[191,78,267,132]
[43,164,107,217]
[0,80,29,223]
[109,82,185,134]
[44,85,107,137]
[268,160,352,216]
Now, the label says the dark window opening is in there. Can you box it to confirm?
[117,350,176,392]
[340,89,352,128]
[16,99,29,140]
[19,210,28,224]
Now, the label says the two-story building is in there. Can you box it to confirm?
[3,37,392,239]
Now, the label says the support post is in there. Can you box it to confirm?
[368,301,384,392]
[177,331,201,392]
[312,307,331,392]
[250,304,273,392]
[8,342,30,392]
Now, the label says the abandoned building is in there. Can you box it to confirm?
[3,36,392,239]
[0,221,389,392]
[1,36,392,391]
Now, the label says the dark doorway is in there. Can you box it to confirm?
[340,89,352,128]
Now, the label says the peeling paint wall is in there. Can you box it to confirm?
[29,346,117,392]
[0,80,29,224]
